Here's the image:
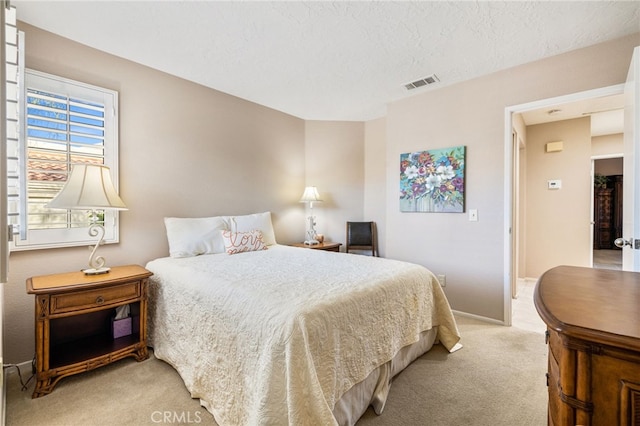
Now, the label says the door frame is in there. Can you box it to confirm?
[503,84,624,326]
[591,154,624,266]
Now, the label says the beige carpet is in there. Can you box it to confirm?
[6,316,548,425]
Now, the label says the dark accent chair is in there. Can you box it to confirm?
[346,221,378,257]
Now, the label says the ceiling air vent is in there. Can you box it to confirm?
[404,74,439,91]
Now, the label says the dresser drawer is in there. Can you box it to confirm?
[548,343,560,390]
[548,346,569,425]
[548,328,563,361]
[548,378,561,426]
[50,281,141,314]
[547,327,564,425]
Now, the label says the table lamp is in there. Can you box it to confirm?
[299,186,323,245]
[47,164,127,275]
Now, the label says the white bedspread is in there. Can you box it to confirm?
[147,245,460,426]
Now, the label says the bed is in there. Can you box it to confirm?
[146,213,461,426]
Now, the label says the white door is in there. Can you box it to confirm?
[621,46,640,271]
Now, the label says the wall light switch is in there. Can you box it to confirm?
[469,209,478,222]
[548,180,562,190]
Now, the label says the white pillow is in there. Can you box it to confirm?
[164,216,228,258]
[228,211,277,246]
[221,229,268,255]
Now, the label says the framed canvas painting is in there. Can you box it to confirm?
[400,146,466,212]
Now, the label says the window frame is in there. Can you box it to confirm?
[10,68,121,251]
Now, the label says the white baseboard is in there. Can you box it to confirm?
[452,309,506,326]
[516,277,538,284]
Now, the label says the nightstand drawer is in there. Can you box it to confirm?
[51,281,141,314]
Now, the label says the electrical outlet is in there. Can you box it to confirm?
[437,274,446,287]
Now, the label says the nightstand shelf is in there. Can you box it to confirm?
[27,265,153,398]
[50,332,141,368]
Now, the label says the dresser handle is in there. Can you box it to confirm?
[95,296,105,305]
[545,330,550,344]
[546,373,550,387]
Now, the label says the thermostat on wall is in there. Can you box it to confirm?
[548,180,562,189]
[546,141,564,153]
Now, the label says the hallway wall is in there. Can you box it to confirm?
[525,117,593,278]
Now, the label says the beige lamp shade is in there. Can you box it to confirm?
[299,186,323,204]
[47,164,127,210]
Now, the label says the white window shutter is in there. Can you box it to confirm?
[4,4,19,281]
[6,9,23,243]
[4,9,120,251]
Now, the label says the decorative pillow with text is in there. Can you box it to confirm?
[228,211,277,246]
[221,229,268,255]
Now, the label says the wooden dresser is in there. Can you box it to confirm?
[534,266,640,425]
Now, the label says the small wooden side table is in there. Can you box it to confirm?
[26,264,153,398]
[290,242,342,252]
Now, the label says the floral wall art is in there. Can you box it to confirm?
[400,146,466,212]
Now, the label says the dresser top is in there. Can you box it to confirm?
[534,265,640,350]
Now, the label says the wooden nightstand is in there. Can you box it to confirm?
[290,242,342,252]
[26,265,153,398]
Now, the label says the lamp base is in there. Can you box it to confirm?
[83,267,111,275]
[304,240,319,245]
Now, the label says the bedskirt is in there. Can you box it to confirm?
[332,327,438,425]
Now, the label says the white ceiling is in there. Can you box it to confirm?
[520,93,625,137]
[13,1,640,124]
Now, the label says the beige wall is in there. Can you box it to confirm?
[592,133,624,157]
[303,121,364,244]
[595,157,623,175]
[4,24,363,363]
[521,132,624,280]
[5,23,640,361]
[525,118,593,278]
[523,131,624,279]
[364,117,387,257]
[375,33,639,321]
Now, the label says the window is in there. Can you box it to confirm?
[10,69,120,250]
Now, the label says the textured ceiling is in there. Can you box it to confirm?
[13,1,640,121]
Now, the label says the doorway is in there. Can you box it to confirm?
[592,156,623,270]
[503,84,625,326]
